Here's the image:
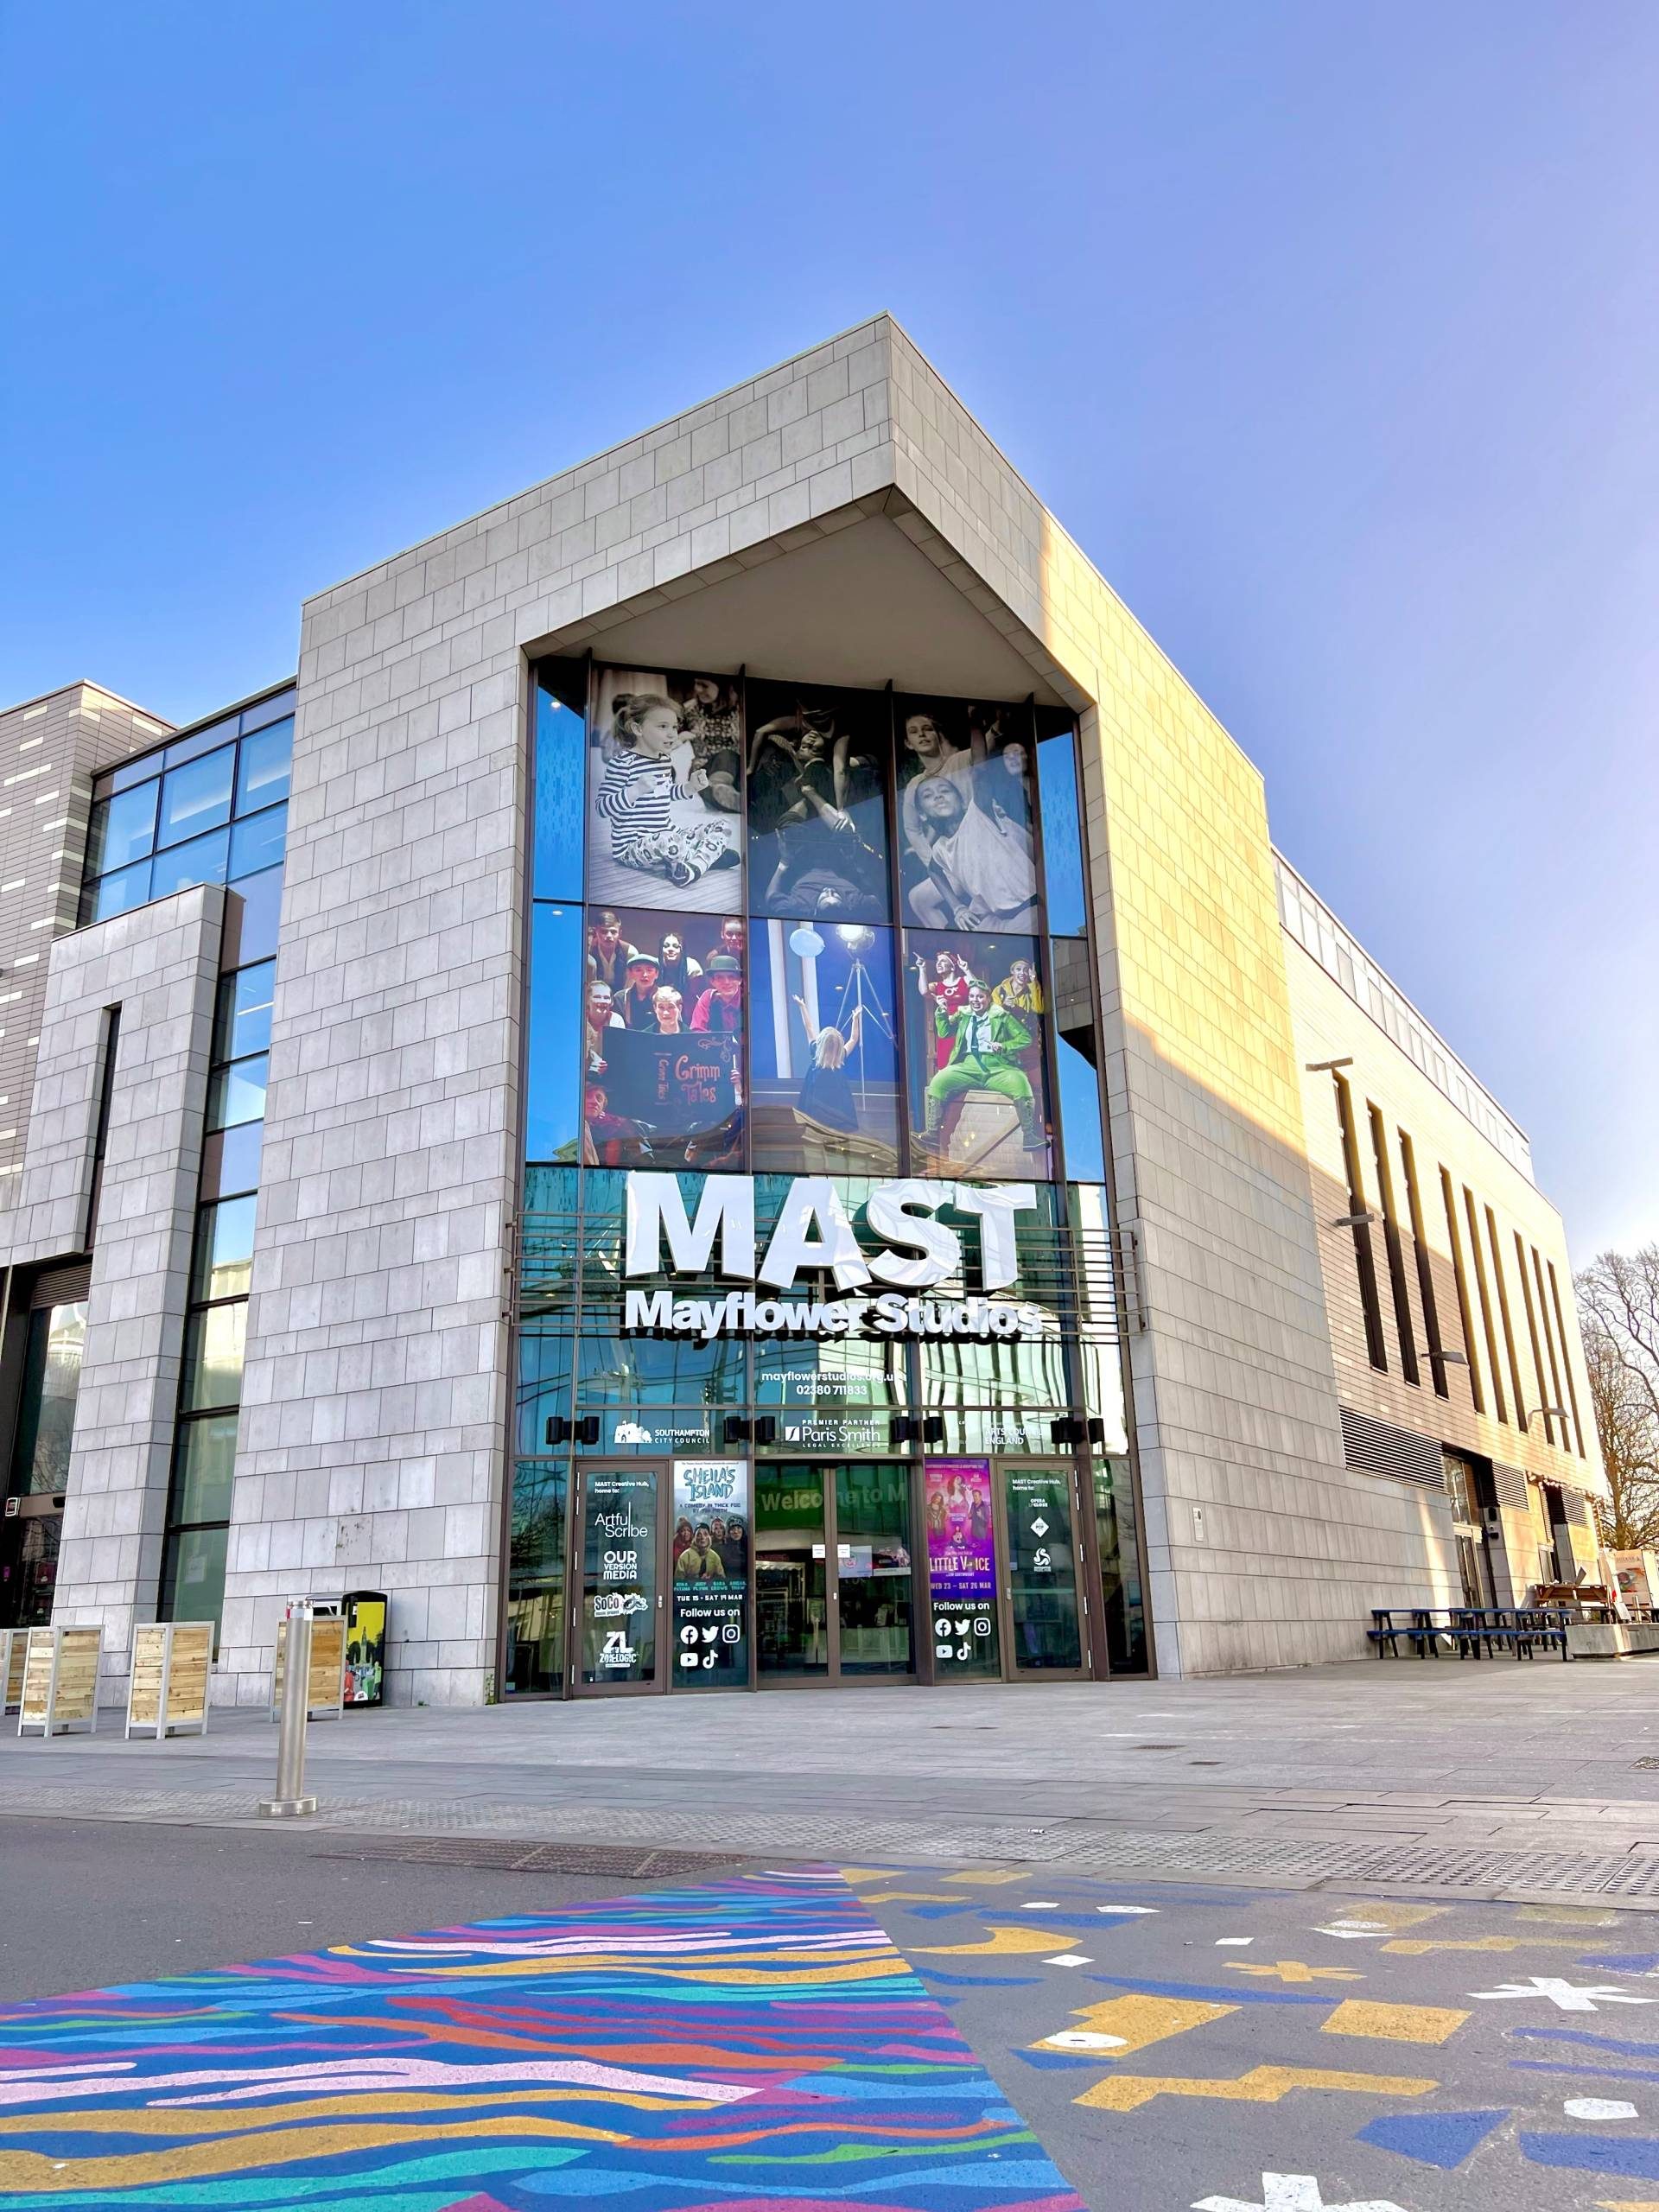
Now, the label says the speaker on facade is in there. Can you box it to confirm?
[753,1416,777,1446]
[922,1416,946,1443]
[576,1415,601,1446]
[722,1414,751,1445]
[545,1416,572,1446]
[1051,1416,1080,1446]
[1086,1417,1107,1446]
[889,1415,917,1445]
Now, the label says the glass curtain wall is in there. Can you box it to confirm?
[512,658,1147,1692]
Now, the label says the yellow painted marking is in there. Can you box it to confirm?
[1382,1934,1587,1956]
[1228,1961,1363,1985]
[944,1868,1029,1886]
[855,1891,960,1904]
[1077,2063,1436,2113]
[1522,1904,1621,1926]
[915,1924,1074,1955]
[836,1867,897,1883]
[1320,1999,1469,2044]
[1325,1902,1446,1931]
[1033,1993,1235,2056]
[1599,2200,1659,2209]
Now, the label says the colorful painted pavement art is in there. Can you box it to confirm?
[0,1866,1084,2212]
[838,1861,1659,2211]
[8,1859,1659,2209]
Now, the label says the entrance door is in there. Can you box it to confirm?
[754,1462,917,1682]
[573,1465,664,1692]
[997,1462,1088,1675]
[0,1497,61,1630]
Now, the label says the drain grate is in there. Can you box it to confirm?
[319,1837,753,1878]
[1048,1826,1659,1899]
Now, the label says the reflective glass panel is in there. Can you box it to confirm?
[214,962,275,1063]
[149,827,229,899]
[193,1194,257,1303]
[586,666,742,913]
[182,1303,246,1411]
[157,745,235,846]
[511,1459,569,1580]
[225,865,283,964]
[905,927,1052,1179]
[236,719,292,812]
[836,1462,914,1675]
[13,1303,86,1493]
[576,1326,747,1408]
[165,719,236,769]
[1051,937,1104,1181]
[87,782,158,875]
[516,1332,574,1456]
[1003,1465,1082,1670]
[173,1412,238,1523]
[207,1054,267,1131]
[1094,1455,1148,1672]
[162,1524,227,1627]
[526,903,581,1166]
[755,1464,829,1675]
[239,691,296,734]
[1035,720,1088,935]
[229,803,287,878]
[746,678,890,924]
[750,916,900,1174]
[533,667,587,899]
[896,694,1037,931]
[582,906,743,1172]
[88,861,151,923]
[200,1119,263,1200]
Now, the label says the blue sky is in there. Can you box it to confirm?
[2,3,1652,1254]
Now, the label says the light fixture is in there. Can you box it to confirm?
[1436,1350,1469,1367]
[1305,1057,1354,1072]
[1522,1405,1568,1432]
[1328,1210,1376,1228]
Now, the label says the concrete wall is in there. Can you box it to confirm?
[22,885,224,1696]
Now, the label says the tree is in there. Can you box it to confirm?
[1578,1249,1659,1551]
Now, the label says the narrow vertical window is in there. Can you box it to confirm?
[1439,1166,1484,1413]
[1546,1261,1586,1457]
[1367,1103,1419,1382]
[1332,1074,1387,1370]
[1486,1208,1528,1430]
[1465,1187,1507,1422]
[1398,1128,1447,1394]
[82,1007,122,1249]
[1521,1237,1561,1448]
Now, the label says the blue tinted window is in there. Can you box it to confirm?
[1036,728,1088,936]
[237,721,292,813]
[208,1054,268,1132]
[166,719,237,769]
[225,866,283,965]
[230,802,287,876]
[239,690,296,734]
[158,746,235,847]
[533,676,586,898]
[150,827,229,899]
[525,902,581,1164]
[202,1120,263,1200]
[88,782,158,874]
[1057,1033,1105,1183]
[90,860,151,922]
[215,963,275,1062]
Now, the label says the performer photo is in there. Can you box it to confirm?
[923,982,1046,1160]
[587,671,741,910]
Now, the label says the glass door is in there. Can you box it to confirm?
[0,1498,61,1630]
[573,1465,664,1692]
[755,1462,917,1681]
[997,1461,1088,1676]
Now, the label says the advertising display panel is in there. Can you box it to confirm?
[671,1458,750,1688]
[925,1458,1000,1678]
[583,909,745,1171]
[586,668,742,911]
[907,931,1052,1178]
[896,695,1038,931]
[750,918,900,1174]
[746,681,891,923]
[578,1470,658,1687]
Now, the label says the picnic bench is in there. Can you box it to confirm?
[1367,1605,1572,1661]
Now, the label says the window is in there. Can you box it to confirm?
[214,963,275,1063]
[1546,1261,1586,1457]
[1465,1188,1507,1422]
[1332,1075,1386,1370]
[1035,713,1088,936]
[193,1195,257,1303]
[79,690,295,931]
[1396,1130,1446,1396]
[1439,1167,1485,1413]
[1367,1105,1418,1383]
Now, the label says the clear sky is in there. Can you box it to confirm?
[2,4,1653,1255]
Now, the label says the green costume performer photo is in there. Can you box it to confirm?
[924,981,1043,1150]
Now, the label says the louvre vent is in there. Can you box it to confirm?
[1491,1462,1529,1510]
[31,1260,91,1308]
[1339,1406,1444,1488]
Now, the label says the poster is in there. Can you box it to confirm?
[586,667,743,912]
[896,695,1038,931]
[925,1457,1000,1676]
[584,907,745,1170]
[580,1469,658,1686]
[671,1458,750,1689]
[907,928,1052,1179]
[745,680,891,924]
[749,916,900,1173]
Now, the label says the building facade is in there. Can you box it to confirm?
[0,318,1605,1706]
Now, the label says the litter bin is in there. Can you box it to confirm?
[342,1591,387,1707]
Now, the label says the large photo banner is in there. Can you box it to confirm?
[586,667,743,912]
[896,696,1038,931]
[584,907,745,1169]
[671,1458,751,1689]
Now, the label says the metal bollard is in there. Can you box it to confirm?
[259,1601,318,1817]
